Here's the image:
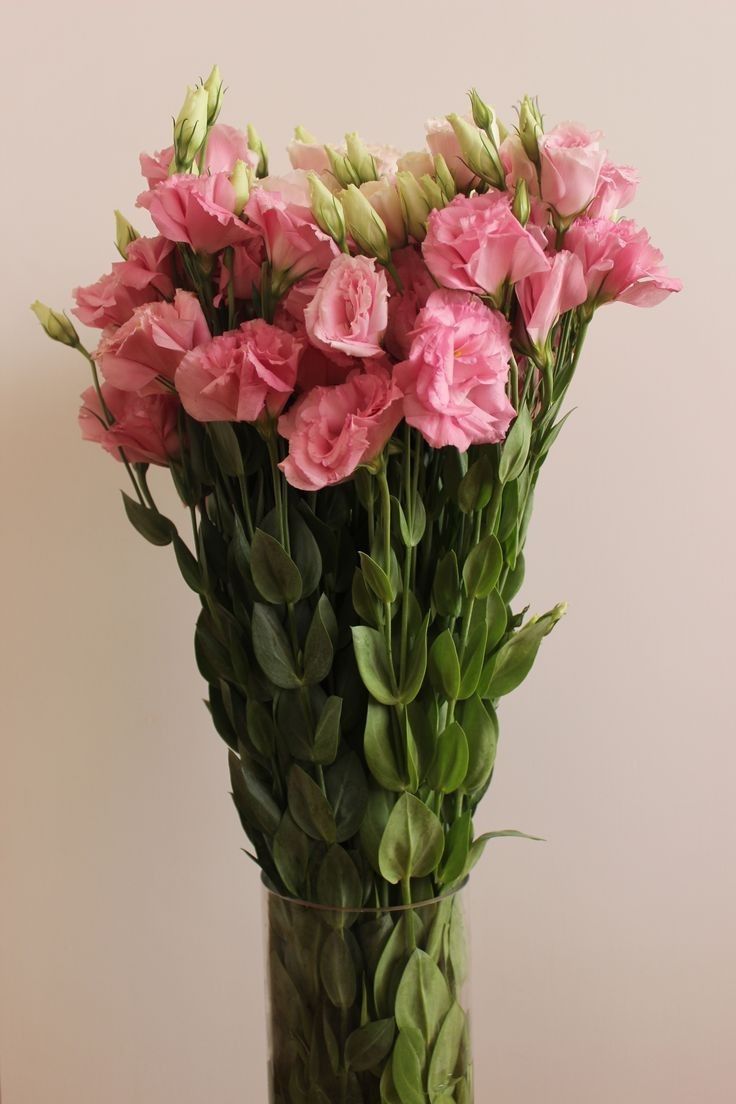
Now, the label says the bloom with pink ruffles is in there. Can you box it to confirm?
[139,124,257,188]
[287,138,331,173]
[96,290,210,394]
[516,251,588,347]
[538,123,606,219]
[586,160,639,219]
[138,173,252,254]
[278,363,402,491]
[215,228,265,306]
[385,247,437,360]
[245,187,339,288]
[78,382,180,466]
[175,320,302,422]
[422,191,549,300]
[394,289,514,450]
[73,236,176,329]
[426,117,476,189]
[564,217,682,308]
[305,254,388,360]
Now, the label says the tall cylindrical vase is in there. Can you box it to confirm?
[263,881,472,1104]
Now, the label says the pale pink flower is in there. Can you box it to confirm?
[422,191,549,299]
[245,187,339,285]
[79,382,180,466]
[305,254,388,359]
[394,289,514,450]
[385,247,437,360]
[73,237,176,329]
[96,290,210,394]
[140,147,174,187]
[175,320,302,422]
[586,160,639,219]
[516,251,588,346]
[288,139,331,174]
[397,151,436,179]
[215,229,265,305]
[426,117,476,188]
[139,124,257,187]
[137,173,252,254]
[564,217,682,307]
[500,133,539,195]
[359,178,406,248]
[538,123,606,219]
[278,362,402,491]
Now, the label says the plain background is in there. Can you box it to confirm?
[1,1,734,1100]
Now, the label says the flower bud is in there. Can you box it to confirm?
[396,171,431,240]
[114,210,140,258]
[433,155,457,201]
[31,301,80,347]
[294,125,318,143]
[247,123,268,178]
[344,132,379,183]
[230,159,251,216]
[468,89,504,148]
[203,65,224,127]
[512,179,530,226]
[518,95,544,164]
[174,84,209,169]
[308,172,347,249]
[420,174,445,210]
[447,113,505,188]
[340,184,391,265]
[326,145,359,188]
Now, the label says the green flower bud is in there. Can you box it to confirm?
[308,172,347,248]
[326,145,360,188]
[341,184,391,265]
[174,84,209,169]
[344,132,379,184]
[31,301,80,347]
[447,113,505,189]
[433,154,457,201]
[512,179,530,226]
[247,123,268,178]
[294,125,318,143]
[114,210,140,259]
[518,95,543,164]
[203,65,224,127]
[469,88,492,133]
[420,174,446,211]
[396,171,431,240]
[230,159,251,216]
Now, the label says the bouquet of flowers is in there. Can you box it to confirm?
[33,67,679,1104]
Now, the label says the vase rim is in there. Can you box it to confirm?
[261,872,469,914]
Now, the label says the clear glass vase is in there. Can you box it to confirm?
[263,879,472,1104]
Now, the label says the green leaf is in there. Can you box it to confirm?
[207,421,244,476]
[457,622,487,700]
[352,568,380,627]
[273,811,310,896]
[462,534,503,599]
[486,603,566,698]
[460,696,497,794]
[351,626,398,705]
[457,454,493,513]
[288,508,322,598]
[432,552,461,618]
[374,914,410,1017]
[320,930,357,1008]
[380,1057,402,1104]
[438,811,472,887]
[172,533,204,593]
[498,405,532,484]
[345,1018,396,1072]
[465,828,544,878]
[378,793,444,884]
[250,528,302,604]
[398,613,429,705]
[317,844,363,911]
[245,699,277,758]
[121,492,174,546]
[251,603,301,689]
[395,949,451,1045]
[502,550,526,602]
[229,753,281,835]
[360,551,396,604]
[365,701,405,792]
[429,630,461,700]
[312,695,342,765]
[303,595,335,685]
[448,896,468,988]
[485,589,508,651]
[428,1003,466,1102]
[325,752,368,843]
[427,721,469,794]
[392,1028,426,1104]
[287,764,336,842]
[359,787,396,876]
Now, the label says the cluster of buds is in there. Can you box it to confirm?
[517,95,544,165]
[172,66,223,173]
[446,89,507,190]
[326,133,379,187]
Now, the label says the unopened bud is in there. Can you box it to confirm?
[433,155,457,201]
[247,123,268,178]
[31,301,80,347]
[230,159,251,216]
[341,184,391,265]
[308,172,347,248]
[326,145,359,188]
[396,172,431,240]
[114,210,140,258]
[518,96,543,164]
[420,174,445,210]
[512,179,530,226]
[294,125,318,143]
[344,132,378,183]
[203,65,224,127]
[447,113,504,188]
[174,84,209,169]
[468,89,503,148]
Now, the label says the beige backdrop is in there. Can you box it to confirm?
[1,1,734,1101]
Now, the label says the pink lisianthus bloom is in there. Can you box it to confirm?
[422,191,549,301]
[295,344,352,390]
[305,254,389,360]
[140,147,175,187]
[397,151,436,179]
[139,124,257,188]
[96,290,210,394]
[385,247,437,360]
[215,230,265,306]
[394,289,514,450]
[586,160,639,219]
[278,362,402,491]
[78,382,180,466]
[538,123,606,219]
[137,173,252,254]
[516,250,588,347]
[426,116,476,189]
[564,217,682,308]
[245,186,339,289]
[73,236,176,329]
[175,319,302,422]
[288,138,331,174]
[500,133,539,195]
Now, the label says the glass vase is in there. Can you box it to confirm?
[263,879,472,1104]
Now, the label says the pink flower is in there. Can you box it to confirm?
[501,133,539,195]
[397,151,436,179]
[426,117,476,189]
[215,229,265,305]
[278,363,402,491]
[288,139,331,173]
[359,178,406,248]
[140,147,174,187]
[422,191,549,299]
[137,173,252,253]
[79,382,180,466]
[139,124,257,187]
[516,251,588,346]
[73,236,176,329]
[394,289,514,450]
[564,217,682,307]
[385,247,437,360]
[96,290,210,394]
[175,320,302,422]
[538,123,606,219]
[586,160,639,219]
[305,254,388,360]
[245,186,339,287]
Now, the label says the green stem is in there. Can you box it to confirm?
[377,468,399,697]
